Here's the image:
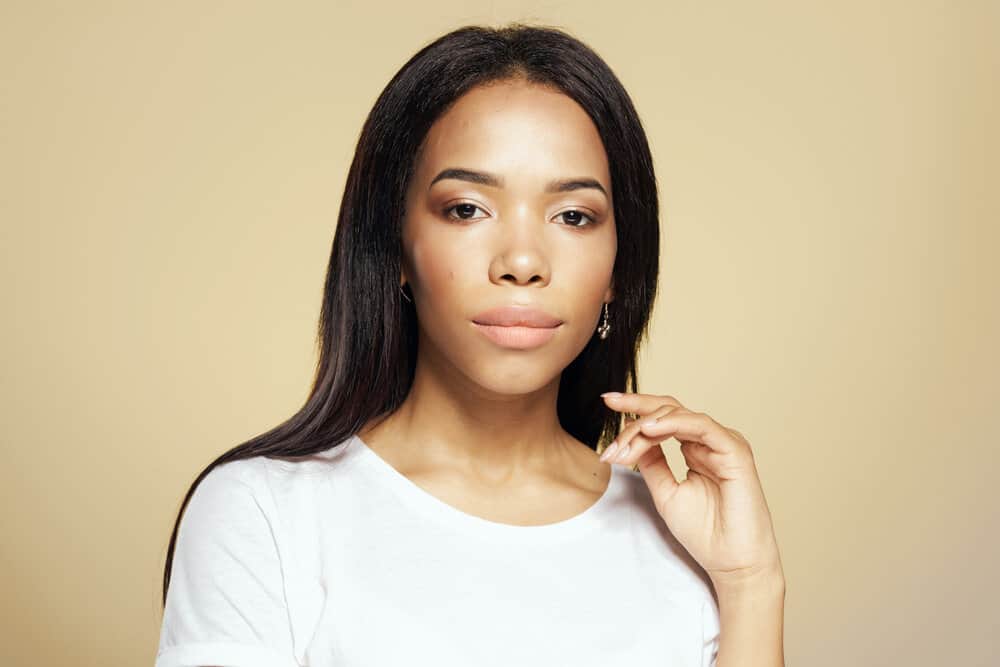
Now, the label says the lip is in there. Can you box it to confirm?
[470,306,564,350]
[472,322,560,349]
[471,306,564,328]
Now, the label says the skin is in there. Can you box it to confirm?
[359,77,617,521]
[360,76,786,664]
[599,393,785,665]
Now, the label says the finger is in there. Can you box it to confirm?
[727,427,746,441]
[600,404,684,464]
[618,404,686,451]
[680,441,722,484]
[638,411,742,456]
[601,392,684,417]
[633,439,680,500]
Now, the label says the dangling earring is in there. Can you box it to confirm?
[597,302,610,340]
[399,282,412,303]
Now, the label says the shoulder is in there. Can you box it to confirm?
[181,436,359,534]
[162,459,303,666]
[177,458,273,547]
[202,436,359,496]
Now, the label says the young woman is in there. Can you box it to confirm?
[156,23,785,667]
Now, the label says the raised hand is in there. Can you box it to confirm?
[599,392,783,590]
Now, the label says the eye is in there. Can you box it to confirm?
[555,209,597,228]
[443,202,488,222]
[442,202,597,227]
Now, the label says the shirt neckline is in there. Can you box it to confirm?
[348,433,619,544]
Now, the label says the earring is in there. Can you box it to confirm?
[597,302,610,340]
[399,282,412,303]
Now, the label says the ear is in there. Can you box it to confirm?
[399,253,410,287]
[603,283,615,304]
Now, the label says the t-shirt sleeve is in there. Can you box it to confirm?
[701,595,721,667]
[156,463,301,667]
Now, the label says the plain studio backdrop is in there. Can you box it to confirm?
[1,2,997,665]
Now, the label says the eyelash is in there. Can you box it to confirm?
[442,203,597,228]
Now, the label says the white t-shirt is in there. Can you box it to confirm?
[156,433,720,667]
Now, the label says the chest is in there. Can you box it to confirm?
[293,523,709,667]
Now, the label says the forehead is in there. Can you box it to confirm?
[413,80,611,192]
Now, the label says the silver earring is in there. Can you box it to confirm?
[399,283,412,303]
[597,302,610,340]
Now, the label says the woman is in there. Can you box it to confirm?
[156,23,785,667]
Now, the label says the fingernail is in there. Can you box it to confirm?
[601,392,622,399]
[613,443,631,463]
[600,441,619,462]
[640,418,659,428]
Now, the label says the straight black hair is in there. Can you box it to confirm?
[161,22,661,607]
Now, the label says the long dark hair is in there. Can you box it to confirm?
[161,22,661,607]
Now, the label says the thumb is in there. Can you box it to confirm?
[632,436,680,500]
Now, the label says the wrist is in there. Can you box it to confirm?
[712,566,786,667]
[710,564,786,601]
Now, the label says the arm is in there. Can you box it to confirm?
[714,569,786,667]
[156,464,300,667]
[597,392,786,666]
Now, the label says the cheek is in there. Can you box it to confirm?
[557,241,615,336]
[564,243,615,296]
[409,233,467,295]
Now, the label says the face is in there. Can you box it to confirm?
[400,78,617,397]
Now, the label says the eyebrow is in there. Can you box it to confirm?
[429,167,609,198]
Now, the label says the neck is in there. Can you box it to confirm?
[361,345,578,485]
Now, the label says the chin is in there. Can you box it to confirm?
[476,375,558,398]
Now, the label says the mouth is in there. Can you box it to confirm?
[471,306,564,328]
[470,305,564,350]
[471,322,562,350]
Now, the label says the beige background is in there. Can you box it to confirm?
[2,1,997,665]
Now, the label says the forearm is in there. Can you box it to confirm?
[713,571,786,667]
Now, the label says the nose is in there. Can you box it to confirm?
[488,212,552,287]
